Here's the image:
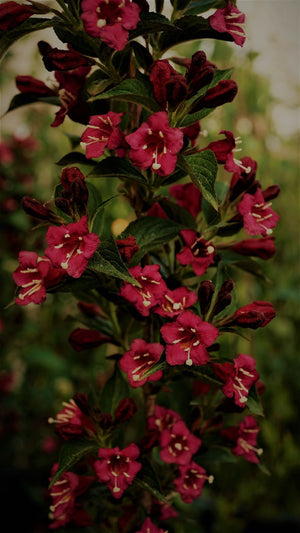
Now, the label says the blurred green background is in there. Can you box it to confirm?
[0,2,299,532]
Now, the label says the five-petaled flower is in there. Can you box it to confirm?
[81,0,140,51]
[119,264,167,316]
[147,405,183,435]
[13,251,64,306]
[176,230,215,276]
[237,189,280,236]
[48,396,96,439]
[160,420,201,465]
[45,216,99,278]
[81,112,124,159]
[173,462,214,503]
[125,111,184,176]
[119,339,164,387]
[161,310,219,367]
[223,415,263,463]
[153,286,197,318]
[94,443,141,498]
[209,0,246,47]
[212,354,259,407]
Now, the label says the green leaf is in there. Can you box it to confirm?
[130,41,153,71]
[90,195,119,236]
[100,364,130,414]
[142,361,168,379]
[88,236,140,285]
[86,69,112,97]
[158,198,197,230]
[180,107,215,126]
[6,93,60,114]
[202,198,221,226]
[178,150,218,210]
[196,445,237,465]
[89,79,160,112]
[0,17,54,62]
[135,458,167,503]
[53,24,98,57]
[184,365,223,386]
[120,216,182,264]
[185,0,226,16]
[88,156,147,184]
[247,386,264,417]
[130,12,177,38]
[223,256,268,281]
[87,182,102,222]
[56,151,95,167]
[49,440,98,487]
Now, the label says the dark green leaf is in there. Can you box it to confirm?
[180,107,215,126]
[196,445,237,465]
[159,198,197,230]
[184,365,223,386]
[49,440,98,487]
[100,364,130,414]
[223,256,268,281]
[185,0,226,16]
[120,216,182,264]
[130,12,177,38]
[0,17,54,62]
[202,197,221,226]
[135,458,167,503]
[53,24,99,57]
[142,361,168,379]
[247,386,264,417]
[6,93,60,114]
[178,150,218,210]
[88,157,147,184]
[87,182,102,222]
[86,69,113,97]
[88,236,140,285]
[161,167,187,186]
[215,220,243,236]
[89,79,160,112]
[90,195,119,236]
[56,151,95,167]
[130,41,153,70]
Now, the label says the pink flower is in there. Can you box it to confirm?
[94,443,141,498]
[231,237,276,260]
[13,252,64,306]
[212,354,259,407]
[119,339,164,387]
[237,189,280,236]
[230,301,276,329]
[81,0,140,51]
[147,405,182,434]
[45,216,99,278]
[49,464,94,529]
[232,415,263,463]
[153,287,197,318]
[209,1,246,47]
[119,264,167,316]
[174,462,213,503]
[229,156,258,200]
[48,396,96,440]
[126,112,184,176]
[160,420,201,465]
[176,230,215,276]
[169,182,202,218]
[81,112,124,159]
[202,130,250,174]
[135,517,166,533]
[160,310,219,367]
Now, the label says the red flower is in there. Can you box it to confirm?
[181,121,201,147]
[160,420,201,465]
[176,230,215,276]
[119,264,167,316]
[202,130,251,174]
[49,464,94,529]
[81,112,124,159]
[38,41,93,72]
[15,74,56,96]
[52,66,91,127]
[185,51,216,97]
[147,405,182,434]
[68,328,113,351]
[45,216,99,278]
[169,182,202,218]
[13,252,64,306]
[94,443,141,498]
[212,354,259,407]
[237,189,280,236]
[48,396,96,440]
[149,59,178,109]
[114,397,137,424]
[116,235,139,262]
[0,1,33,31]
[135,517,166,533]
[196,80,238,111]
[231,237,276,260]
[126,112,184,176]
[174,462,214,503]
[153,287,197,318]
[230,301,276,329]
[209,1,246,47]
[161,310,219,367]
[229,156,258,200]
[232,415,263,463]
[81,0,140,51]
[119,339,164,387]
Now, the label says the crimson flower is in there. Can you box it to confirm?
[169,182,202,218]
[94,443,141,498]
[119,264,167,316]
[135,517,166,533]
[119,339,164,387]
[81,0,140,51]
[68,328,113,351]
[49,464,94,529]
[160,420,201,465]
[149,59,187,110]
[13,251,64,306]
[202,130,252,174]
[52,66,91,127]
[0,1,33,31]
[48,396,96,440]
[81,112,124,159]
[38,41,93,72]
[174,462,214,503]
[15,75,56,96]
[161,310,219,367]
[181,121,201,147]
[115,235,139,262]
[231,237,276,260]
[209,1,246,47]
[230,415,263,463]
[237,189,280,236]
[176,230,215,276]
[45,216,99,278]
[229,156,258,200]
[147,405,182,434]
[212,354,259,407]
[153,287,197,318]
[126,112,184,176]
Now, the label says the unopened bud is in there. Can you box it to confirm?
[16,75,55,96]
[114,398,137,424]
[192,80,238,112]
[198,280,214,316]
[21,196,58,222]
[262,184,280,201]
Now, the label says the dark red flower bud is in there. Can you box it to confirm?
[61,167,85,191]
[55,197,72,216]
[98,413,113,430]
[21,196,60,223]
[116,236,139,263]
[181,121,201,147]
[166,74,188,109]
[186,51,216,97]
[38,41,94,72]
[231,301,276,329]
[198,280,215,316]
[213,279,235,316]
[262,184,280,201]
[68,328,112,352]
[73,393,91,416]
[138,429,159,453]
[77,301,103,317]
[231,237,276,260]
[149,59,177,108]
[193,80,238,111]
[15,75,55,96]
[114,398,137,424]
[0,1,33,31]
